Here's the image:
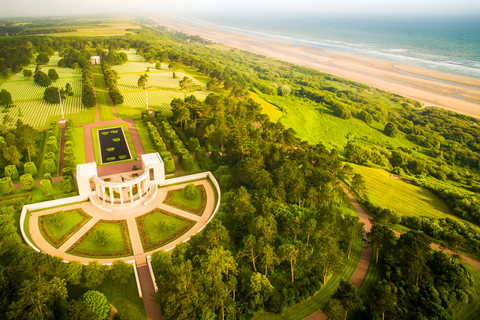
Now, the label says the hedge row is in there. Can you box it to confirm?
[103,65,123,105]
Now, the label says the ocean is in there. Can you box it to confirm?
[176,14,480,79]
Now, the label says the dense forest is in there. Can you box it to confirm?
[0,18,479,320]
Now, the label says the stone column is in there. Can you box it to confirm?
[139,182,143,200]
[109,187,114,204]
[130,185,133,203]
[120,187,124,205]
[102,185,106,203]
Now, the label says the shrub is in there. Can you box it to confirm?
[64,146,75,159]
[384,122,398,137]
[81,290,110,320]
[48,68,59,81]
[24,162,37,177]
[65,140,74,148]
[44,159,57,174]
[65,130,74,143]
[183,183,197,200]
[64,156,75,168]
[155,142,167,153]
[40,179,54,198]
[195,147,206,163]
[47,136,58,153]
[188,137,200,151]
[5,165,19,180]
[34,71,52,87]
[178,149,189,163]
[45,152,56,163]
[43,172,52,182]
[0,177,14,195]
[65,119,74,129]
[181,154,194,170]
[164,156,175,173]
[20,174,35,191]
[160,151,171,159]
[61,175,75,193]
[62,167,75,177]
[172,139,183,154]
[109,260,132,285]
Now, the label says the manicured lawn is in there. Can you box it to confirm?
[358,246,383,295]
[67,272,146,320]
[70,220,131,257]
[72,127,86,164]
[254,237,363,320]
[169,188,202,211]
[137,209,194,250]
[39,209,90,248]
[91,123,137,166]
[43,106,97,129]
[134,120,156,153]
[92,65,116,121]
[351,164,455,221]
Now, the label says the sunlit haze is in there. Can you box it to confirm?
[1,0,480,18]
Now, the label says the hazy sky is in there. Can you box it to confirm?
[2,0,480,18]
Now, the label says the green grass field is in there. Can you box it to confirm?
[257,93,422,155]
[92,65,116,121]
[351,164,456,221]
[39,210,90,248]
[358,247,383,295]
[168,188,202,211]
[254,237,363,320]
[456,262,480,320]
[134,120,156,153]
[72,221,130,256]
[72,127,86,164]
[91,123,137,165]
[250,91,283,122]
[139,210,191,249]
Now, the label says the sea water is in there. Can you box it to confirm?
[177,14,480,79]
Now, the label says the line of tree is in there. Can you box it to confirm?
[82,65,96,108]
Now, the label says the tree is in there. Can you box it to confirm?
[183,183,197,199]
[367,281,397,320]
[81,290,110,320]
[359,110,373,125]
[366,224,396,263]
[20,174,35,191]
[44,159,57,174]
[40,179,54,198]
[65,83,73,96]
[279,243,299,283]
[0,177,14,195]
[34,71,52,87]
[324,299,346,320]
[24,162,37,176]
[50,210,65,227]
[36,53,49,65]
[3,145,22,166]
[48,68,59,81]
[329,279,361,320]
[351,173,367,200]
[341,215,364,259]
[5,164,19,180]
[93,230,106,246]
[23,69,33,78]
[61,175,75,193]
[109,260,132,285]
[65,261,84,285]
[0,89,13,108]
[179,76,194,98]
[384,122,398,137]
[138,74,147,89]
[84,261,107,288]
[68,300,96,320]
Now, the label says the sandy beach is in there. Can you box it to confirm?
[151,14,480,119]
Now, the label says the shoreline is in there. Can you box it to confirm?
[150,14,480,119]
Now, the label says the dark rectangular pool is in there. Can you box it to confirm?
[98,127,132,164]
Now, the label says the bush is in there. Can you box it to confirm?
[65,130,74,143]
[172,139,183,154]
[24,162,37,177]
[178,149,189,163]
[20,174,35,191]
[5,165,19,180]
[43,172,52,182]
[47,136,58,153]
[62,167,75,177]
[384,122,398,137]
[65,141,74,149]
[181,154,194,170]
[164,156,175,173]
[155,142,167,153]
[45,152,56,163]
[64,146,75,159]
[48,68,59,81]
[183,183,197,200]
[195,147,206,163]
[81,290,110,320]
[40,179,54,198]
[61,175,75,193]
[188,137,200,151]
[0,177,14,195]
[34,71,52,87]
[64,156,75,168]
[44,159,57,174]
[65,119,74,129]
[160,151,171,159]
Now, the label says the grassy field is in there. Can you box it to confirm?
[257,93,422,155]
[39,210,89,247]
[92,65,116,121]
[67,272,146,320]
[456,262,480,320]
[32,21,142,37]
[134,120,156,153]
[168,188,202,211]
[254,237,363,320]
[72,221,130,256]
[72,127,86,164]
[139,210,190,249]
[351,164,456,221]
[250,91,283,122]
[117,71,203,91]
[358,247,383,295]
[91,123,137,166]
[0,54,87,128]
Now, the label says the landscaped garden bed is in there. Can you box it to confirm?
[67,220,132,258]
[163,185,206,216]
[98,127,132,164]
[136,208,195,251]
[38,209,91,248]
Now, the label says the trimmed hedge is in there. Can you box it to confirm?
[181,154,194,170]
[24,162,37,177]
[5,165,19,180]
[0,177,15,195]
[188,137,200,151]
[44,159,57,174]
[20,174,35,191]
[40,179,53,198]
[164,156,175,173]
